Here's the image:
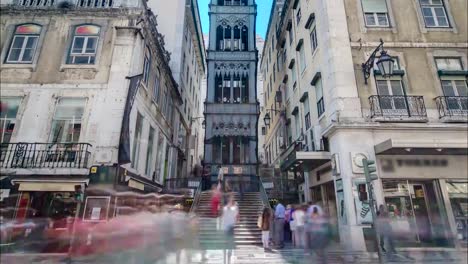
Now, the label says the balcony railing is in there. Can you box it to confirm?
[435,96,468,119]
[0,142,91,169]
[369,95,427,119]
[12,0,119,8]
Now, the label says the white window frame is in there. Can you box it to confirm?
[364,12,390,27]
[419,0,450,28]
[299,46,306,73]
[6,34,40,64]
[143,48,151,85]
[310,26,318,55]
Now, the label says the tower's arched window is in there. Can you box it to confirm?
[223,25,232,51]
[216,25,223,50]
[241,25,248,51]
[233,26,241,51]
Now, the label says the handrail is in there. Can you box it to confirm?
[189,178,203,214]
[258,176,271,209]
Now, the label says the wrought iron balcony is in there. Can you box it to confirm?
[0,142,91,169]
[435,96,468,120]
[369,95,427,120]
[6,0,139,8]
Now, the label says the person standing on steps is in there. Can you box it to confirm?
[258,207,272,252]
[221,194,239,264]
[274,201,286,249]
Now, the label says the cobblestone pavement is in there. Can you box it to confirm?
[2,248,466,264]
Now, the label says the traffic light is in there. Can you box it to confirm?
[363,158,378,183]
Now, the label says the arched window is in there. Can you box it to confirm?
[216,25,223,50]
[242,74,249,103]
[224,25,232,51]
[233,74,241,103]
[223,74,231,103]
[67,24,101,64]
[241,25,248,51]
[233,26,241,51]
[6,24,42,64]
[215,75,223,103]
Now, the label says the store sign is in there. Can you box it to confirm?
[378,155,466,179]
[233,167,243,174]
[381,158,448,172]
[188,181,200,188]
[263,182,274,189]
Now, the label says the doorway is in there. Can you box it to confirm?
[382,180,450,247]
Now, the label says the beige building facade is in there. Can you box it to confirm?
[261,0,467,251]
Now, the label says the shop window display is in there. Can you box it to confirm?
[446,181,468,246]
[382,179,451,247]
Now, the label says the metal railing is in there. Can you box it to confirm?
[369,95,427,118]
[0,142,91,169]
[435,96,468,119]
[258,176,271,209]
[189,178,203,214]
[14,0,115,7]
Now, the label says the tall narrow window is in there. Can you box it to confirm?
[223,74,231,103]
[143,47,151,85]
[361,0,390,27]
[233,75,241,103]
[50,98,86,143]
[233,26,241,51]
[315,79,325,117]
[215,75,223,103]
[6,24,41,64]
[296,8,302,24]
[310,25,318,54]
[242,75,249,103]
[222,137,230,164]
[294,113,300,139]
[224,26,232,51]
[299,46,306,72]
[154,130,164,181]
[419,0,450,27]
[0,97,21,143]
[213,137,222,163]
[153,68,161,102]
[131,112,143,169]
[145,126,155,176]
[233,137,241,164]
[291,63,297,88]
[303,97,311,130]
[67,25,100,64]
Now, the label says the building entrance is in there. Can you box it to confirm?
[382,180,451,247]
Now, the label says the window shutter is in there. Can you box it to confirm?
[361,0,388,13]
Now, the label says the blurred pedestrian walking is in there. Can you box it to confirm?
[258,207,272,252]
[274,201,285,249]
[377,204,396,260]
[292,205,306,248]
[221,195,239,264]
[306,205,330,264]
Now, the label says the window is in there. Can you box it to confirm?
[309,26,318,55]
[288,29,293,45]
[50,98,86,143]
[223,75,231,103]
[67,25,100,64]
[6,24,41,64]
[299,46,306,72]
[273,64,276,82]
[303,97,311,130]
[294,113,300,139]
[143,47,151,85]
[153,68,161,102]
[131,112,143,169]
[222,137,230,164]
[0,97,21,143]
[435,57,463,71]
[296,8,302,24]
[376,80,407,111]
[145,126,155,176]
[361,0,390,27]
[315,79,325,117]
[291,63,297,88]
[419,0,450,27]
[261,126,266,135]
[154,131,165,182]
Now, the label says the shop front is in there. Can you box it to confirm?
[377,152,467,248]
[3,177,87,253]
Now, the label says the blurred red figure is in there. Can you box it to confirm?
[211,184,222,218]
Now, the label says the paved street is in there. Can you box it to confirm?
[2,247,466,264]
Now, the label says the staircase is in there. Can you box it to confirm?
[195,191,265,248]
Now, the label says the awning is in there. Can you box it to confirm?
[375,139,468,155]
[12,178,89,192]
[128,179,145,191]
[280,144,331,171]
[19,182,79,192]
